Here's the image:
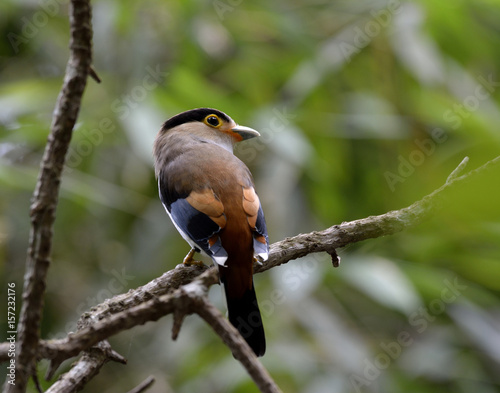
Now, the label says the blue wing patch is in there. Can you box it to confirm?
[159,177,228,264]
[253,204,269,261]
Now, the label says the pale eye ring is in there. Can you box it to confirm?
[206,115,220,127]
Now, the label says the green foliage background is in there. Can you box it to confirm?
[1,0,500,392]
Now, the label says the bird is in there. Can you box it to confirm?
[153,108,269,356]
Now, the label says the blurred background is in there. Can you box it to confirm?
[1,0,500,392]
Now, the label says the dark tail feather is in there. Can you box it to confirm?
[224,281,266,357]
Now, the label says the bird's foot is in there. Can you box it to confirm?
[183,248,206,267]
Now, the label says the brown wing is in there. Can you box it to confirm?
[242,186,260,229]
[186,189,227,228]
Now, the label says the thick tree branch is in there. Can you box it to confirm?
[42,269,217,368]
[45,341,124,393]
[195,296,283,393]
[5,1,93,392]
[43,269,281,393]
[2,155,498,377]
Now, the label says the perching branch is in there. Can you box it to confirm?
[41,154,500,360]
[4,1,93,392]
[43,269,281,393]
[2,154,498,393]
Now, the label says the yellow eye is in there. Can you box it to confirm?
[204,115,221,128]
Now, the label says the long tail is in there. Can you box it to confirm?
[220,266,266,357]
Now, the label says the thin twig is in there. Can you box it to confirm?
[125,376,156,393]
[446,156,469,183]
[4,1,93,392]
[257,155,500,273]
[88,64,102,83]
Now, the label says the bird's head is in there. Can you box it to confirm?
[158,108,260,150]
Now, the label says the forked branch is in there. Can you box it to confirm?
[2,153,498,393]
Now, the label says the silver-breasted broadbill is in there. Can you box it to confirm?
[153,108,268,356]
